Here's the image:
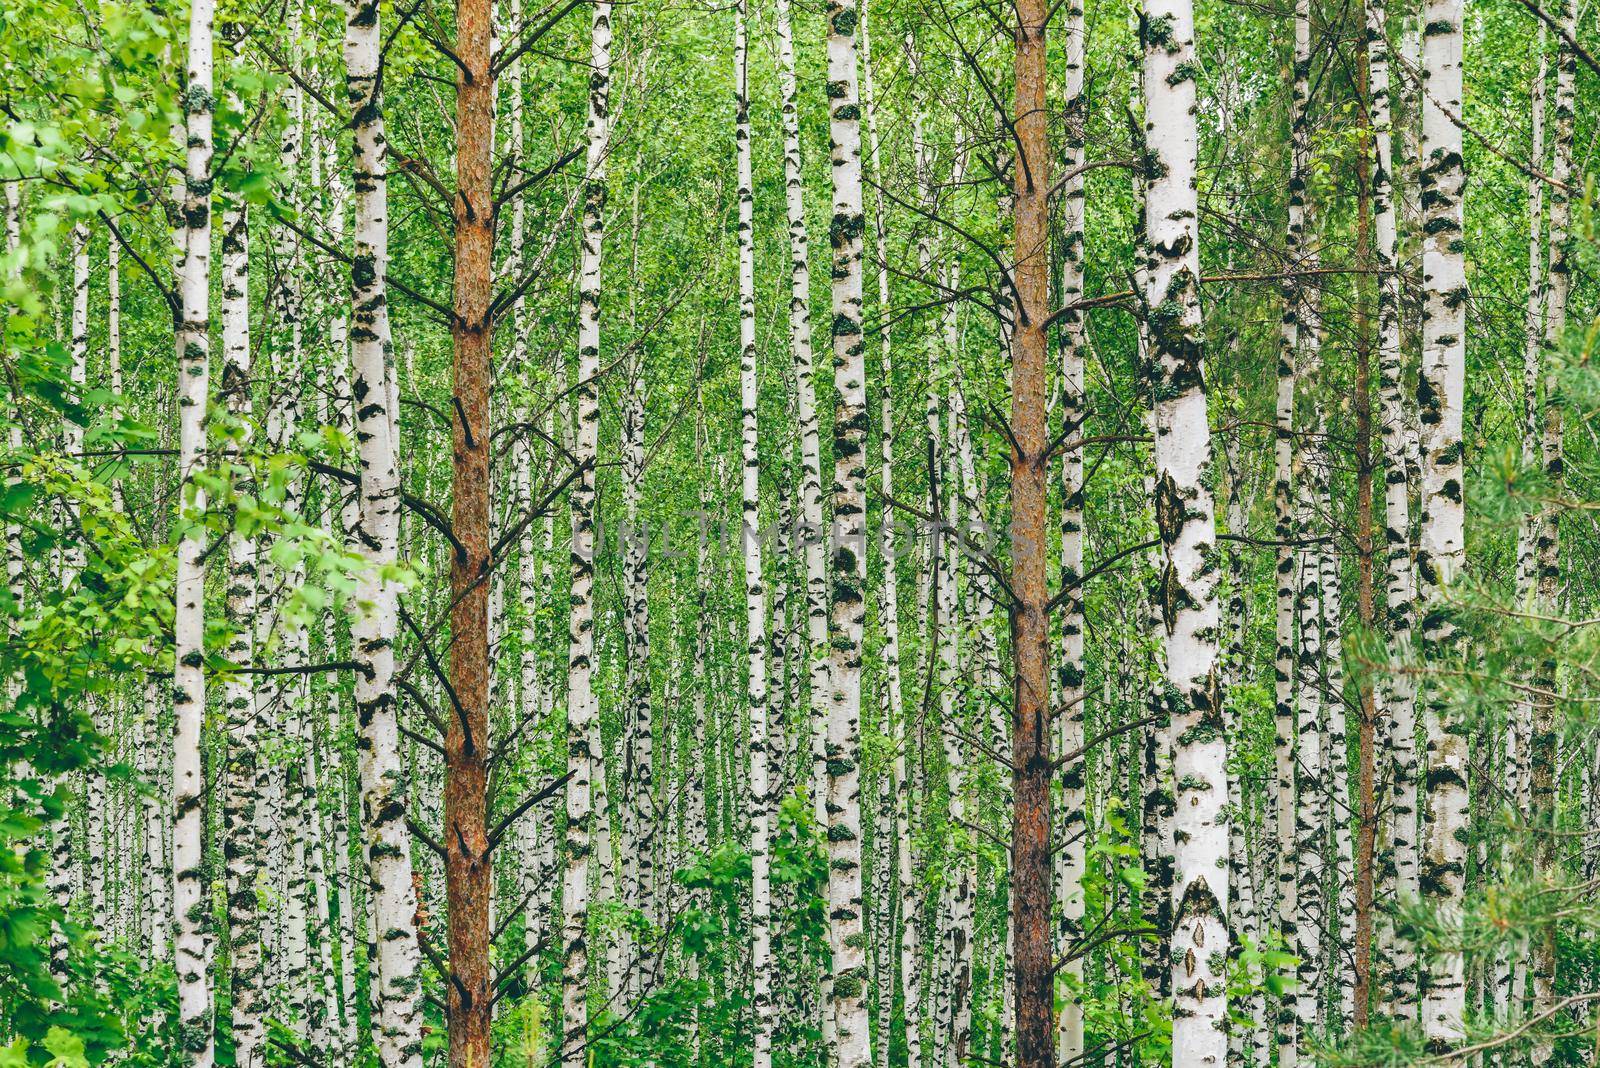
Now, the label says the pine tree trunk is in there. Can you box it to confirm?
[1009,2,1055,1065]
[1141,0,1228,1058]
[443,0,497,1052]
[342,1,427,1060]
[1415,0,1468,1052]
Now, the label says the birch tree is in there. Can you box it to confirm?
[172,1,216,1058]
[343,1,427,1062]
[1363,0,1421,1024]
[1527,7,1574,1062]
[1140,0,1228,1061]
[563,0,611,1061]
[1054,3,1089,1060]
[218,185,267,1068]
[735,7,773,1062]
[1415,0,1469,1053]
[823,0,871,1062]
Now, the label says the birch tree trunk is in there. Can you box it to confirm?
[1322,495,1355,1029]
[1416,0,1468,1052]
[1222,443,1264,1066]
[1273,3,1310,1051]
[1293,272,1327,1046]
[823,1,871,1062]
[343,2,426,1061]
[735,8,774,1061]
[935,415,969,1068]
[563,1,611,1061]
[1364,0,1422,1023]
[620,383,654,987]
[324,133,363,1048]
[1528,11,1573,1063]
[774,0,831,887]
[859,9,918,1065]
[1504,49,1545,1020]
[219,190,268,1068]
[66,222,96,947]
[172,0,216,1056]
[1141,0,1228,1060]
[1055,2,1088,1059]
[53,221,89,970]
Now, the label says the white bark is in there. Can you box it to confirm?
[172,0,216,1055]
[1321,525,1355,1028]
[563,0,610,1059]
[1222,441,1264,1067]
[1142,0,1228,1059]
[824,0,871,1062]
[3,186,22,647]
[143,675,172,965]
[1273,2,1310,1048]
[1528,11,1573,1064]
[219,191,267,1068]
[735,8,773,1059]
[1416,0,1468,1052]
[933,176,977,1050]
[620,393,654,987]
[1293,298,1327,1044]
[1364,0,1421,1022]
[343,0,426,1061]
[320,110,362,1063]
[56,221,89,966]
[272,8,315,1023]
[1056,3,1088,1058]
[860,9,918,1067]
[774,0,831,872]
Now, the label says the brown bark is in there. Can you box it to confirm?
[446,0,496,1059]
[1009,2,1054,1067]
[1352,36,1379,1030]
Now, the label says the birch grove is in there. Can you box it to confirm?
[4,0,1600,1066]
